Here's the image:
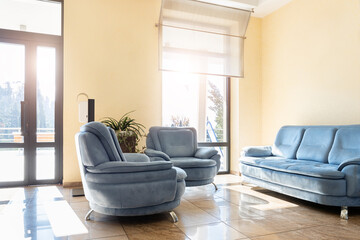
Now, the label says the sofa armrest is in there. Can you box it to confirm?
[338,157,360,197]
[123,153,150,162]
[86,161,173,174]
[241,146,272,157]
[144,148,171,161]
[338,157,360,171]
[195,147,218,159]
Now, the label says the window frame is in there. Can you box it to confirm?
[198,77,230,174]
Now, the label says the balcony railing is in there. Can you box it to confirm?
[0,127,55,143]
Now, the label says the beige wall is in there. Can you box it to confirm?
[63,1,262,182]
[63,0,261,184]
[64,0,360,181]
[63,0,162,183]
[261,0,360,144]
[231,17,262,173]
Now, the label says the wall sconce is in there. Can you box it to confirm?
[77,93,95,123]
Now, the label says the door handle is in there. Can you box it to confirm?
[21,101,26,136]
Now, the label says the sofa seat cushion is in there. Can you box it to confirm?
[240,163,346,196]
[241,157,344,179]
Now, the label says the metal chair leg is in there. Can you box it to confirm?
[340,206,348,220]
[85,209,94,221]
[169,211,178,223]
[212,182,218,191]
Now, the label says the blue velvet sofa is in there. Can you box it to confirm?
[145,126,221,189]
[239,125,360,219]
[75,122,186,222]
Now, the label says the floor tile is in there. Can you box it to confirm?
[127,228,189,240]
[251,223,360,240]
[95,236,129,240]
[120,213,177,235]
[179,222,249,240]
[69,221,126,240]
[226,214,308,238]
[174,200,221,228]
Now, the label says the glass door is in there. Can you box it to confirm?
[0,38,62,187]
[0,41,25,184]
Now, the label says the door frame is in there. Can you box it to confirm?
[0,26,63,187]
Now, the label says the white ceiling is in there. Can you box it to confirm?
[200,0,294,17]
[253,0,294,17]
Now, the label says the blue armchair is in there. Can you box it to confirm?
[145,127,221,189]
[75,122,186,222]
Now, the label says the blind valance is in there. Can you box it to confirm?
[159,0,251,78]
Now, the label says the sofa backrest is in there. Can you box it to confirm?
[146,126,197,158]
[272,125,360,164]
[296,127,337,163]
[272,126,305,159]
[328,128,360,165]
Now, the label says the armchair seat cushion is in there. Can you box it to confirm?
[171,157,217,168]
[86,161,173,174]
[86,168,176,184]
[172,157,217,181]
[241,157,344,179]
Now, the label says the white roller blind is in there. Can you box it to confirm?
[159,0,251,78]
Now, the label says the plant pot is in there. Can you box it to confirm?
[117,131,137,153]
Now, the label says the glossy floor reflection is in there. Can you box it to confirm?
[0,175,359,240]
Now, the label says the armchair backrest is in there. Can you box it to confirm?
[77,122,126,167]
[147,127,198,157]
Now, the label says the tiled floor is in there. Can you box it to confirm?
[0,174,359,239]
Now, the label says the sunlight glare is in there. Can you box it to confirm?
[45,200,88,237]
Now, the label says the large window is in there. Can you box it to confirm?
[162,73,229,172]
[160,0,251,173]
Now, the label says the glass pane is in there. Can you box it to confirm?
[162,72,227,143]
[36,47,55,143]
[218,146,227,172]
[36,148,55,180]
[0,42,25,143]
[0,0,62,36]
[0,148,24,182]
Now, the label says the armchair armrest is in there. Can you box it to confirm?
[173,166,187,181]
[338,157,360,171]
[123,153,150,162]
[144,148,171,161]
[241,146,272,157]
[86,161,173,174]
[195,147,218,159]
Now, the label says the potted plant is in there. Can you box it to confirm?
[101,111,146,153]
